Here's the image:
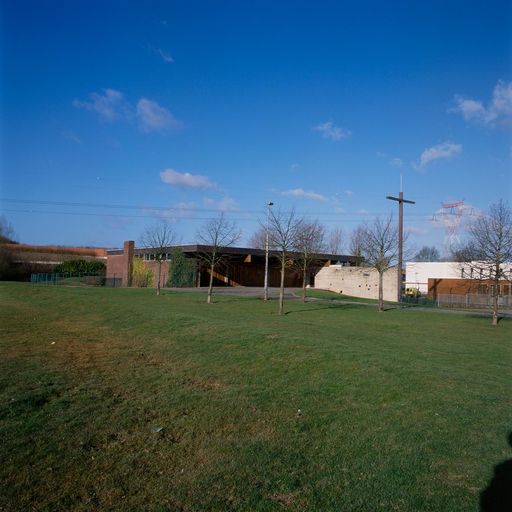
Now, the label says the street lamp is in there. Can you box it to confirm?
[263,201,274,301]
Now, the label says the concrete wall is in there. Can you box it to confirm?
[315,265,398,301]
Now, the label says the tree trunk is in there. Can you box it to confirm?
[302,262,307,303]
[492,293,498,325]
[207,262,214,304]
[492,269,499,325]
[156,261,161,296]
[279,254,285,315]
[378,271,384,312]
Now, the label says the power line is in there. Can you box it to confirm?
[0,208,250,222]
[0,197,437,219]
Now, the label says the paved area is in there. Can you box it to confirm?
[167,286,302,299]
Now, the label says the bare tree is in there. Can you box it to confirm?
[414,246,441,262]
[327,227,343,255]
[247,226,276,250]
[360,216,399,312]
[268,209,303,315]
[450,241,479,262]
[350,225,365,266]
[0,217,16,279]
[462,200,512,325]
[197,213,241,304]
[294,220,325,302]
[0,216,16,244]
[140,222,179,296]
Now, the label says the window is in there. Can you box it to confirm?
[478,284,488,294]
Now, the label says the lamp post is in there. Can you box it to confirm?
[263,201,274,301]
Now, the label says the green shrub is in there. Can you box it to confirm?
[53,259,106,273]
[132,257,154,288]
[167,248,196,287]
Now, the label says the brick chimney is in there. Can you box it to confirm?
[122,240,135,287]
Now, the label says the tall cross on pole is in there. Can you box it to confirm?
[386,175,415,302]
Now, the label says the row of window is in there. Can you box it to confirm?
[135,253,173,261]
[475,284,512,295]
[460,268,510,279]
[461,268,487,279]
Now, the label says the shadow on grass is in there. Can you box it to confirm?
[480,432,512,511]
[284,303,364,315]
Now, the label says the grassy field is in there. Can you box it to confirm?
[303,289,391,304]
[1,283,511,511]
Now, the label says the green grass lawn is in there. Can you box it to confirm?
[304,289,389,304]
[1,283,511,511]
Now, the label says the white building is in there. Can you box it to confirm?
[405,261,512,294]
[405,262,460,294]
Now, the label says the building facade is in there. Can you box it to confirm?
[106,241,358,288]
[405,261,512,298]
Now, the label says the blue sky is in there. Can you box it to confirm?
[1,0,511,254]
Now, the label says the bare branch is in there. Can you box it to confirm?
[458,200,512,325]
[268,208,304,314]
[360,216,399,311]
[294,220,326,302]
[140,221,179,295]
[196,213,241,303]
[328,227,344,255]
[349,226,365,266]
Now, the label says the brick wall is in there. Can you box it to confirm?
[427,278,512,298]
[106,254,125,281]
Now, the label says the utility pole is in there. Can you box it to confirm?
[386,176,415,302]
[263,201,274,301]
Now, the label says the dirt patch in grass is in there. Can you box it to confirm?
[181,376,225,392]
[270,490,308,509]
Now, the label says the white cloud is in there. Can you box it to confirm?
[417,142,462,169]
[174,201,198,211]
[390,157,403,168]
[450,80,512,127]
[203,196,239,212]
[282,188,328,202]
[170,201,198,219]
[74,89,182,134]
[73,88,127,121]
[313,121,351,141]
[405,226,428,236]
[62,131,82,144]
[452,97,486,122]
[160,169,214,189]
[143,201,199,222]
[377,151,403,168]
[344,189,354,197]
[136,98,182,132]
[157,48,173,63]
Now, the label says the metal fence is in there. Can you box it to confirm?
[437,293,512,309]
[400,295,437,307]
[30,272,122,288]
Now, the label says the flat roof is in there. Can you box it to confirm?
[107,244,357,262]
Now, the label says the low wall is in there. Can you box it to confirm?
[315,266,398,301]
